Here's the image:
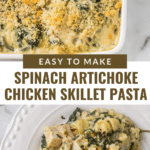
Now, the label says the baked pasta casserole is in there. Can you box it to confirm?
[40,108,141,150]
[0,0,122,54]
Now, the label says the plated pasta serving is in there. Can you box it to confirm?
[0,0,122,54]
[40,107,146,150]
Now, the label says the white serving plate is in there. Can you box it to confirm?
[0,0,127,60]
[0,105,150,150]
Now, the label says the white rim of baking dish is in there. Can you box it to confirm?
[0,0,127,60]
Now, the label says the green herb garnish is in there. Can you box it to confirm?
[41,134,47,149]
[67,107,83,122]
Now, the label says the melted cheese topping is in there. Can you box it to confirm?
[0,0,122,54]
[40,108,141,150]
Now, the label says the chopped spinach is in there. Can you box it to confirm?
[21,47,30,52]
[85,133,99,146]
[49,39,62,45]
[94,117,101,123]
[56,134,62,138]
[100,112,108,115]
[96,132,103,140]
[16,27,42,49]
[95,0,101,3]
[2,37,14,51]
[87,37,92,42]
[17,30,28,43]
[107,131,114,136]
[28,38,40,49]
[119,9,122,17]
[16,15,22,23]
[114,139,122,143]
[67,107,83,122]
[73,136,79,140]
[18,43,22,48]
[79,4,89,11]
[28,30,42,49]
[0,24,4,30]
[92,43,97,47]
[109,139,122,144]
[80,145,84,150]
[129,142,134,150]
[118,118,122,124]
[41,134,47,149]
[92,43,100,47]
[61,0,69,2]
[105,114,113,118]
[103,137,110,150]
[84,129,95,134]
[73,28,82,33]
[90,110,96,115]
[114,28,118,34]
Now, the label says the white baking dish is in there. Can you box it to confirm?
[0,0,127,60]
[0,105,150,150]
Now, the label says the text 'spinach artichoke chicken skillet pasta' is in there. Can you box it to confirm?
[40,108,146,150]
[0,0,122,54]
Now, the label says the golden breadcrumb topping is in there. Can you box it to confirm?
[0,0,122,54]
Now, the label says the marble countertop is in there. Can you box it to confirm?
[119,0,150,61]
